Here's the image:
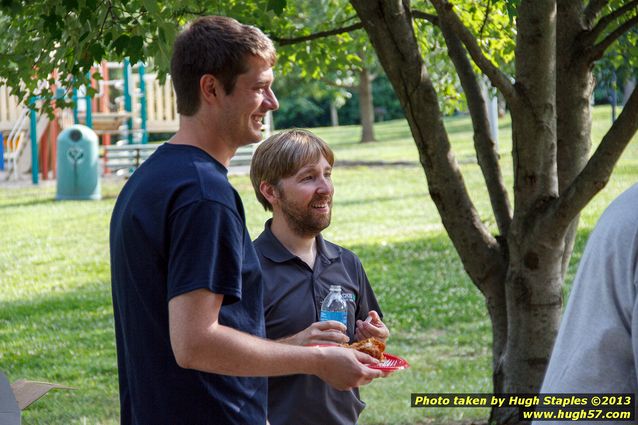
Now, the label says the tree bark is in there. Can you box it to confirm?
[359,66,376,142]
[488,3,563,422]
[554,1,592,286]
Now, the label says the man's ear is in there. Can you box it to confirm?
[259,181,279,207]
[200,74,219,105]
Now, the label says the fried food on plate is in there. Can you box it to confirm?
[344,337,385,361]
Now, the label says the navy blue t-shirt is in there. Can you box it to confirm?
[110,143,266,425]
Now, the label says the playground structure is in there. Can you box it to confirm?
[0,60,184,183]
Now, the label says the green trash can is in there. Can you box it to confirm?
[56,125,101,200]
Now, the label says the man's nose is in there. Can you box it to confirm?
[265,88,279,111]
[316,176,333,194]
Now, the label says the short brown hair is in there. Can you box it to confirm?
[170,16,276,116]
[250,129,335,211]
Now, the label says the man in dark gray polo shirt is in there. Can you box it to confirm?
[251,129,390,425]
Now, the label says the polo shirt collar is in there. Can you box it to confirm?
[259,219,340,263]
[316,231,340,261]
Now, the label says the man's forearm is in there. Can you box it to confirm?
[168,288,381,390]
[173,322,325,377]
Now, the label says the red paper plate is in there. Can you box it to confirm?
[368,353,410,371]
[307,345,410,371]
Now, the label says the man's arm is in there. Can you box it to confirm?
[169,289,383,390]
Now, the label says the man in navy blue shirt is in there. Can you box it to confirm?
[110,16,382,425]
[250,129,390,425]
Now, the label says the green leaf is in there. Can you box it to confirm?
[158,22,177,46]
[62,0,78,9]
[504,0,520,23]
[78,31,90,43]
[89,43,105,62]
[267,0,287,15]
[129,35,144,62]
[142,0,161,16]
[113,34,131,55]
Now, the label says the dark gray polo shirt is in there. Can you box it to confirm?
[253,219,383,425]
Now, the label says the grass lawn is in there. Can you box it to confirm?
[1,105,636,424]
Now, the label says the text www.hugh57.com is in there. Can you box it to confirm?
[522,409,632,421]
[411,393,635,422]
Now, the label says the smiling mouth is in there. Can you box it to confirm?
[253,115,265,129]
[310,201,331,210]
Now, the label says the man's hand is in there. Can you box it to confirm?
[355,310,389,343]
[279,321,349,346]
[314,346,383,390]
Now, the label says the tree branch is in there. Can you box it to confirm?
[269,22,363,46]
[479,0,493,38]
[588,14,638,61]
[584,0,610,27]
[412,10,439,25]
[585,0,638,46]
[172,7,212,18]
[429,0,517,105]
[438,14,512,236]
[99,1,112,37]
[351,0,507,295]
[547,85,638,232]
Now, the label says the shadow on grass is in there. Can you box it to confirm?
[0,196,57,209]
[345,225,595,333]
[336,160,419,167]
[336,190,430,208]
[0,226,596,425]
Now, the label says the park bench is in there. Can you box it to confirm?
[103,143,157,174]
[102,142,257,175]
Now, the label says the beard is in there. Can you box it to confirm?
[279,191,332,238]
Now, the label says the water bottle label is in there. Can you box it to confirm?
[342,292,356,302]
[320,311,348,326]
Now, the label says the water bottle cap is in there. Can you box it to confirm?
[329,285,341,292]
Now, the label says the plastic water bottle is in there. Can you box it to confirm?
[320,285,348,327]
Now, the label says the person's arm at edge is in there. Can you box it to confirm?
[169,288,382,390]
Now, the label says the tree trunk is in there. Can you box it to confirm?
[351,2,559,422]
[554,1,595,286]
[351,1,638,423]
[359,66,376,142]
[489,3,561,422]
[330,100,339,127]
[490,233,566,423]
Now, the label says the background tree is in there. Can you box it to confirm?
[1,1,638,423]
[268,1,380,142]
[317,54,379,142]
[270,70,406,129]
[593,27,638,120]
[338,73,406,126]
[269,70,350,129]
